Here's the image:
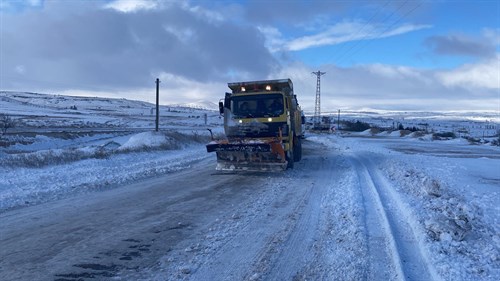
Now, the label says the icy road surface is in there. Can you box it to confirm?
[0,136,498,281]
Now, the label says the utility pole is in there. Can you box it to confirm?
[155,78,160,132]
[312,70,326,129]
[337,109,340,131]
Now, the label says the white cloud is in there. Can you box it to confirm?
[437,56,500,90]
[282,22,431,52]
[188,5,225,23]
[13,58,498,112]
[57,75,224,106]
[257,26,286,53]
[15,65,26,74]
[163,25,196,43]
[0,0,43,12]
[366,64,432,84]
[482,28,500,46]
[27,0,43,7]
[157,72,224,101]
[2,0,275,92]
[2,1,496,112]
[380,24,433,38]
[104,0,160,13]
[285,21,367,51]
[270,60,498,112]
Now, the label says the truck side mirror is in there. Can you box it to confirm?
[219,101,224,115]
[301,116,306,124]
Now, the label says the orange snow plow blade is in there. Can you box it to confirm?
[206,139,287,171]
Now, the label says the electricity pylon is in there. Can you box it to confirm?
[312,70,326,129]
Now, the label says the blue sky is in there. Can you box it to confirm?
[275,1,498,68]
[1,0,499,112]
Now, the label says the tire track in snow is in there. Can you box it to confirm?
[352,155,436,281]
[246,140,368,280]
[151,171,315,281]
[246,174,318,281]
[265,154,337,280]
[177,140,361,281]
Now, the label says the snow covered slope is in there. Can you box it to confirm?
[0,91,223,131]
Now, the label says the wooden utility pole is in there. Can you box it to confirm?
[155,78,160,132]
[337,109,340,131]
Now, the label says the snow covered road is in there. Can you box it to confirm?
[0,135,498,281]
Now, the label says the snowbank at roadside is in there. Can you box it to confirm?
[381,157,499,280]
[329,135,499,281]
[118,131,172,150]
[0,131,210,212]
[344,129,499,146]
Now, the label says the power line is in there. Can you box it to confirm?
[314,0,422,109]
[334,0,411,66]
[342,1,422,65]
[325,0,392,66]
[305,1,394,113]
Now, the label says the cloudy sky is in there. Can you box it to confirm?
[0,0,499,112]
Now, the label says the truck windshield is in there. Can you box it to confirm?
[231,93,284,118]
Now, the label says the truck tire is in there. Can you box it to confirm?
[293,136,302,162]
[286,150,294,169]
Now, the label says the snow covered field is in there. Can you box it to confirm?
[0,91,499,280]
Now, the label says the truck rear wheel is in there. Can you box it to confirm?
[293,137,302,162]
[286,150,294,169]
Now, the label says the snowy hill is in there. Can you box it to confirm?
[168,100,219,111]
[0,91,223,130]
[1,91,151,115]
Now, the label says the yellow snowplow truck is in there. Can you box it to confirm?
[206,79,304,171]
